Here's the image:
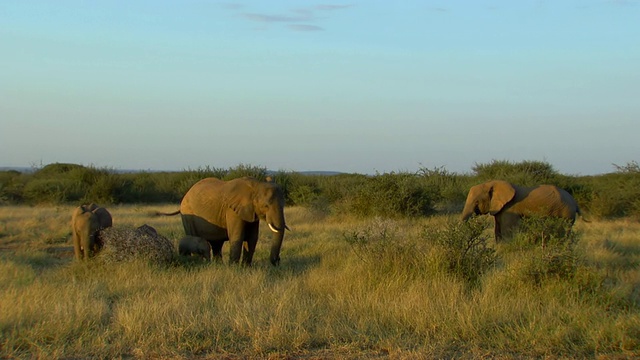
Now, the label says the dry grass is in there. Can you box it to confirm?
[0,204,639,359]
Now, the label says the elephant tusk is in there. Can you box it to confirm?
[268,223,281,233]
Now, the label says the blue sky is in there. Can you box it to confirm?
[1,1,638,175]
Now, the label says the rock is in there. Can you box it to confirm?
[98,225,174,264]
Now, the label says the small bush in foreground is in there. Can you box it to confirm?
[343,216,496,286]
[421,217,496,285]
[506,217,581,284]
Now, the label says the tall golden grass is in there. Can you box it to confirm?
[0,205,638,359]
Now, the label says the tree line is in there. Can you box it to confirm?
[1,160,638,220]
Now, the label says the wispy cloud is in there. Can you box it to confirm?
[607,0,638,6]
[223,3,351,32]
[315,4,352,11]
[242,13,310,23]
[220,3,243,10]
[288,24,324,32]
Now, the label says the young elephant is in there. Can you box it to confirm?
[178,236,212,261]
[71,203,113,260]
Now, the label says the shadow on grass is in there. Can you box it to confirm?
[603,238,640,256]
[4,250,70,274]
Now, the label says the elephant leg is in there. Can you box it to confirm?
[226,217,247,265]
[494,217,503,242]
[72,231,83,260]
[497,213,521,241]
[229,239,243,264]
[209,240,224,262]
[241,222,260,266]
[82,235,92,259]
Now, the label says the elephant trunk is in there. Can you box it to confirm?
[266,209,286,266]
[461,197,476,221]
[269,230,285,266]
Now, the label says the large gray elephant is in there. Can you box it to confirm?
[71,203,113,260]
[461,180,581,241]
[158,177,288,266]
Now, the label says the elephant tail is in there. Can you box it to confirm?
[153,210,181,217]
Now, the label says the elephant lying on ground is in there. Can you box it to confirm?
[71,203,112,260]
[179,236,212,261]
[461,180,582,241]
[157,177,288,266]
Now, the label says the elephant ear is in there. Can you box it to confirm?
[227,188,257,223]
[489,181,516,215]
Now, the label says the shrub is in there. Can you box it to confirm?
[418,166,472,213]
[32,163,87,178]
[515,215,578,248]
[268,170,296,205]
[223,164,268,181]
[342,217,428,277]
[22,178,82,204]
[289,184,320,206]
[421,217,496,285]
[0,170,24,204]
[164,166,228,200]
[345,216,495,286]
[316,173,369,204]
[115,172,169,203]
[472,160,561,187]
[346,172,435,218]
[505,216,581,284]
[585,170,640,219]
[83,173,120,204]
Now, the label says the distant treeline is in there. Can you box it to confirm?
[1,161,639,219]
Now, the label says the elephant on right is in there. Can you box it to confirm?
[461,180,582,241]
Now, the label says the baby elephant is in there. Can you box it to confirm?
[71,203,112,260]
[178,236,211,261]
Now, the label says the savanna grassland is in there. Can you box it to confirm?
[1,161,640,358]
[1,203,639,359]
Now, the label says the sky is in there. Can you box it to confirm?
[1,1,639,175]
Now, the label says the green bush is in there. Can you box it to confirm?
[22,178,82,204]
[31,163,87,178]
[418,166,473,213]
[585,171,640,219]
[343,217,496,286]
[504,216,581,284]
[223,164,267,181]
[4,160,639,220]
[514,216,577,248]
[346,172,435,218]
[472,159,561,187]
[342,218,429,278]
[0,170,24,203]
[421,217,496,285]
[314,173,368,204]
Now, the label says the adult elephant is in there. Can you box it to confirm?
[461,180,581,241]
[159,177,288,266]
[71,203,113,260]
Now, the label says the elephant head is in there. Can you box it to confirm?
[227,178,288,265]
[461,180,515,220]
